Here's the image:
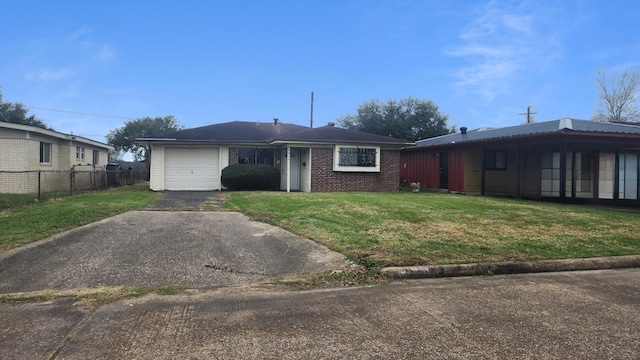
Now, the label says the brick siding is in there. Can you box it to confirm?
[311,147,400,192]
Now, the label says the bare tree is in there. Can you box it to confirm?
[592,68,640,123]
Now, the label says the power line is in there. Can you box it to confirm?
[18,103,217,126]
[25,105,134,120]
[23,105,210,125]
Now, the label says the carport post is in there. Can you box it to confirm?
[286,146,291,192]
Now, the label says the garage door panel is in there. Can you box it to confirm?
[165,148,219,190]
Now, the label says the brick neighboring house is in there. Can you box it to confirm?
[401,118,640,205]
[0,121,113,193]
[136,120,414,192]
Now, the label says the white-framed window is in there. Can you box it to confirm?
[40,142,52,164]
[333,145,380,172]
[92,150,100,165]
[76,146,85,160]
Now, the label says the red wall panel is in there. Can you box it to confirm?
[400,149,465,191]
[400,150,440,189]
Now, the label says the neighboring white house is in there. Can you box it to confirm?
[0,122,113,193]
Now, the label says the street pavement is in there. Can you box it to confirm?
[1,269,638,359]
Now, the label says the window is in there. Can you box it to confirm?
[40,142,51,163]
[333,145,380,172]
[237,148,275,165]
[580,153,592,192]
[92,150,99,165]
[541,152,560,197]
[619,153,638,200]
[484,149,506,170]
[76,146,85,161]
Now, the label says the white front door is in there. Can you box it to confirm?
[281,148,300,191]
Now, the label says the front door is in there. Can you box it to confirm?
[440,152,449,189]
[281,148,301,191]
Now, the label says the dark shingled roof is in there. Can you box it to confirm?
[274,125,413,145]
[416,118,640,147]
[138,121,414,146]
[143,121,310,143]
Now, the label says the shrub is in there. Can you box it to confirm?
[221,164,280,191]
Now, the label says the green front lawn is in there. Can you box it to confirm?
[224,192,640,266]
[3,186,638,269]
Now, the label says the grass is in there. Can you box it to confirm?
[224,191,640,267]
[0,184,159,252]
[2,186,638,289]
[0,193,52,211]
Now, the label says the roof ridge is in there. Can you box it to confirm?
[559,118,573,130]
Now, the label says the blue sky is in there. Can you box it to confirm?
[1,0,639,145]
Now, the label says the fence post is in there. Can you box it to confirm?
[38,170,42,201]
[69,169,74,196]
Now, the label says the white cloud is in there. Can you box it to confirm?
[97,44,116,61]
[66,27,94,45]
[24,68,75,81]
[502,14,533,35]
[447,0,563,100]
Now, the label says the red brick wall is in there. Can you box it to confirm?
[311,147,400,192]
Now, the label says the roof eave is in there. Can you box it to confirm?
[1,121,113,149]
[409,130,640,150]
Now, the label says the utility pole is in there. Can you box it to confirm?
[310,91,314,128]
[519,105,537,123]
[0,86,7,122]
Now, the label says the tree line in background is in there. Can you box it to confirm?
[592,68,640,123]
[106,116,183,161]
[338,97,455,141]
[0,102,52,129]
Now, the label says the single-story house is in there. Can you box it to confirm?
[0,121,113,193]
[401,118,640,205]
[136,120,414,192]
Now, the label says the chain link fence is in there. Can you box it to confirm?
[0,167,148,202]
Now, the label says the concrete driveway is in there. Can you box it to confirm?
[0,211,345,293]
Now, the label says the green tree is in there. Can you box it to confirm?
[592,68,640,123]
[0,101,52,129]
[337,97,454,141]
[106,116,183,161]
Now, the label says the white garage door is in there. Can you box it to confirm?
[164,147,219,190]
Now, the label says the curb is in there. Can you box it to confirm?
[380,255,640,279]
